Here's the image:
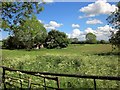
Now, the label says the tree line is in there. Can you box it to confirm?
[2,16,69,50]
[1,2,120,50]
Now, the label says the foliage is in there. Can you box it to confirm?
[70,40,109,44]
[2,36,25,49]
[1,2,46,50]
[45,30,69,49]
[2,44,119,88]
[107,2,120,50]
[2,16,47,50]
[70,38,79,44]
[86,33,97,44]
[1,2,44,31]
[16,15,47,49]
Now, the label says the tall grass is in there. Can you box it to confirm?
[1,44,119,88]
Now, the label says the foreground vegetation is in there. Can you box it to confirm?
[1,44,120,88]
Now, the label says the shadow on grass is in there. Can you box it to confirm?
[95,52,120,56]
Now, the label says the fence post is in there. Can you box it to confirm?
[2,67,6,89]
[28,78,31,90]
[93,79,96,90]
[19,72,22,90]
[56,77,60,89]
[43,77,47,90]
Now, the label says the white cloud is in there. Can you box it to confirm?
[44,21,63,30]
[67,25,117,41]
[66,33,71,38]
[79,0,117,17]
[38,20,44,24]
[39,0,54,4]
[72,24,80,28]
[71,29,81,38]
[85,25,116,40]
[85,27,96,34]
[44,0,54,3]
[78,15,90,19]
[38,20,42,23]
[44,24,55,30]
[67,28,86,41]
[49,21,63,27]
[86,19,103,24]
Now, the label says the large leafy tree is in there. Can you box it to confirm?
[107,2,120,49]
[1,2,47,49]
[2,15,47,50]
[45,30,69,49]
[1,2,45,41]
[86,33,97,44]
[14,15,47,49]
[1,2,44,30]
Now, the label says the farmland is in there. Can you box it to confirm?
[1,44,120,88]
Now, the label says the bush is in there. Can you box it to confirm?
[2,36,25,49]
[44,30,69,49]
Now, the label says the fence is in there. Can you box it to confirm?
[0,66,120,90]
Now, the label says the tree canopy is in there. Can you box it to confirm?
[107,2,120,49]
[1,2,44,30]
[3,16,47,50]
[16,15,47,49]
[86,33,97,44]
[45,30,69,49]
[1,2,47,50]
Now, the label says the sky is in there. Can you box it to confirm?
[1,0,119,41]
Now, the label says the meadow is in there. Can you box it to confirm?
[1,44,120,88]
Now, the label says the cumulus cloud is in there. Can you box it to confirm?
[71,29,81,38]
[67,25,117,41]
[38,20,44,24]
[44,21,63,30]
[44,0,54,3]
[66,28,85,41]
[66,33,71,38]
[38,0,54,4]
[50,21,63,27]
[84,25,116,40]
[72,24,80,28]
[86,19,103,24]
[85,27,95,34]
[79,0,117,17]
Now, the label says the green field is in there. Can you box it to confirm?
[0,41,2,46]
[1,44,120,88]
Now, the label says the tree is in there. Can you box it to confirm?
[45,30,69,49]
[70,38,79,44]
[2,36,25,49]
[2,15,47,50]
[15,15,47,50]
[100,40,107,44]
[1,2,48,50]
[1,2,44,31]
[1,2,45,45]
[107,2,120,49]
[86,33,97,44]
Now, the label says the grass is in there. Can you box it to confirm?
[2,44,114,57]
[1,44,120,88]
[0,41,2,46]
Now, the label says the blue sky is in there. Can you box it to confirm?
[1,0,119,41]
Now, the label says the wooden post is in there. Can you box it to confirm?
[43,78,47,90]
[19,73,22,90]
[2,68,6,89]
[20,79,22,90]
[93,79,96,90]
[28,78,31,90]
[56,77,60,89]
